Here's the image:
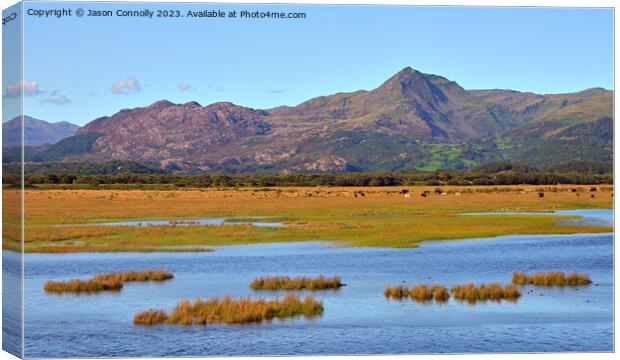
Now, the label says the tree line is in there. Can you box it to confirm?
[3,168,612,189]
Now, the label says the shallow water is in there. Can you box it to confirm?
[12,209,614,357]
[80,217,285,228]
[460,209,614,227]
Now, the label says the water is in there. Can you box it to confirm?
[70,217,285,228]
[12,209,614,357]
[459,209,614,227]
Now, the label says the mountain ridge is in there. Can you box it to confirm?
[11,67,613,172]
[2,116,79,147]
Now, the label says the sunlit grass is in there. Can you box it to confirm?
[44,278,123,293]
[134,294,323,325]
[44,269,174,293]
[11,185,612,252]
[94,270,173,282]
[250,275,343,290]
[450,283,521,304]
[410,284,450,303]
[384,285,410,299]
[512,271,592,286]
[384,284,450,303]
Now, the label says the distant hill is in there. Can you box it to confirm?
[10,67,613,172]
[3,116,79,147]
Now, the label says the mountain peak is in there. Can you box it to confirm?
[396,66,420,76]
[150,100,175,108]
[3,115,79,147]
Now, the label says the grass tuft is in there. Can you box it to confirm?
[44,269,174,293]
[512,271,591,286]
[384,285,410,299]
[410,284,450,303]
[94,270,174,282]
[385,284,450,303]
[133,294,323,325]
[450,283,521,304]
[133,309,168,325]
[44,278,123,293]
[250,275,343,290]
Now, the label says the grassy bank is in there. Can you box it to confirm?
[5,185,612,253]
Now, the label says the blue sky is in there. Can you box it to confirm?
[3,3,614,125]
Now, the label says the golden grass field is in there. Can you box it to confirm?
[2,185,613,253]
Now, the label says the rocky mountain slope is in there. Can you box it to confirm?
[15,67,613,172]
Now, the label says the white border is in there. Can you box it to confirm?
[0,1,617,360]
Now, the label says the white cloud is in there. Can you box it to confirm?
[111,76,142,95]
[178,82,191,92]
[4,80,41,97]
[40,90,70,105]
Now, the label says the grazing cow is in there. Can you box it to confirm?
[538,192,544,198]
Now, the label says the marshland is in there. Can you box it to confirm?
[4,185,613,253]
[6,185,613,356]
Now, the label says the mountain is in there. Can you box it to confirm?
[15,67,613,172]
[3,116,79,147]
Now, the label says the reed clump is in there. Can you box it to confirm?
[133,309,168,325]
[44,269,174,293]
[512,271,591,286]
[250,275,343,290]
[384,285,410,299]
[133,294,323,325]
[44,278,123,293]
[385,284,450,303]
[94,270,174,282]
[410,284,450,303]
[450,283,521,304]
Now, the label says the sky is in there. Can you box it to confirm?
[2,2,614,125]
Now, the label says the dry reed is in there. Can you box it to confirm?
[134,294,323,325]
[384,285,410,299]
[512,271,591,286]
[250,275,343,290]
[385,284,450,303]
[44,269,174,293]
[44,278,123,293]
[95,270,174,282]
[450,283,521,304]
